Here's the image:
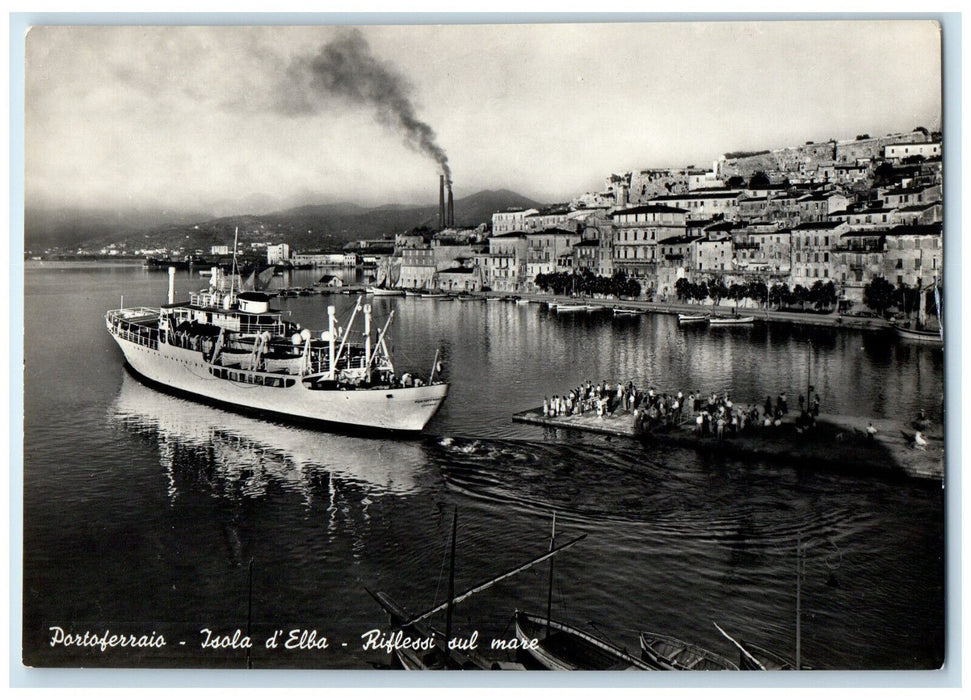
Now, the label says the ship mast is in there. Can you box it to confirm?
[229,227,239,302]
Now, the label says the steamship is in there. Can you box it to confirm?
[105,265,448,433]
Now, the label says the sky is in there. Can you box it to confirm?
[24,21,943,215]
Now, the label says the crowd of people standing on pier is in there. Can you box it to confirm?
[541,380,824,438]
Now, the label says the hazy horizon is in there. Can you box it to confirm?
[26,22,942,217]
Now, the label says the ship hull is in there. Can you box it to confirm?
[109,331,448,434]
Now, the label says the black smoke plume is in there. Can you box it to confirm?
[295,29,451,181]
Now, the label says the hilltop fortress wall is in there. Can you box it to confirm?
[716,132,930,180]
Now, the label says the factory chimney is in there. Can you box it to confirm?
[438,175,446,230]
[446,181,454,227]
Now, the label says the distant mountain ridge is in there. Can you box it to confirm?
[24,189,544,252]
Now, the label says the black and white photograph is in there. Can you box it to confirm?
[18,17,950,678]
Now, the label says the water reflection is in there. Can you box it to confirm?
[110,371,425,504]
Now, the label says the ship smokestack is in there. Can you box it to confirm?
[439,175,446,230]
[167,266,176,305]
[447,181,454,227]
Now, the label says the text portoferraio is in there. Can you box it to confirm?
[49,626,166,651]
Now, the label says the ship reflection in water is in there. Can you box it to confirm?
[110,370,426,506]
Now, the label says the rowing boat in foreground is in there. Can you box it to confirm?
[555,304,587,313]
[677,313,708,323]
[639,631,740,670]
[708,316,754,326]
[515,611,651,670]
[614,308,646,316]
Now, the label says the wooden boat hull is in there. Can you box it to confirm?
[708,316,754,326]
[639,632,739,670]
[677,314,708,323]
[515,611,650,671]
[367,287,406,296]
[895,326,943,346]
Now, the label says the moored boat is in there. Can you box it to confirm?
[367,286,406,297]
[639,631,739,670]
[555,303,586,313]
[105,261,448,434]
[515,611,650,671]
[677,313,709,323]
[895,325,943,346]
[613,308,646,316]
[708,315,754,326]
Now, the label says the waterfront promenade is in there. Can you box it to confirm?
[513,406,943,481]
[496,292,893,332]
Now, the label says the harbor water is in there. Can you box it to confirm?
[22,261,945,670]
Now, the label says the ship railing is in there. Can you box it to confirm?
[111,321,159,350]
[106,307,159,323]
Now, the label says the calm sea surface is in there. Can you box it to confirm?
[22,261,945,670]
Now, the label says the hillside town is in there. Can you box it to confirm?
[394,128,943,306]
[377,128,943,312]
[40,128,943,315]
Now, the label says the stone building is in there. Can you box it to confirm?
[789,220,849,289]
[609,204,688,292]
[485,232,529,292]
[492,208,539,234]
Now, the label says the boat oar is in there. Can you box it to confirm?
[403,534,587,627]
[713,621,766,671]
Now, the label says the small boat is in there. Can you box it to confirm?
[456,294,480,302]
[485,296,502,302]
[555,304,586,313]
[514,611,651,671]
[516,298,532,305]
[708,316,754,326]
[367,286,405,297]
[639,632,739,670]
[613,308,646,316]
[895,325,943,346]
[420,292,447,298]
[677,313,708,323]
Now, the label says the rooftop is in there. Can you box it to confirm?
[650,191,739,201]
[792,220,847,230]
[610,204,689,217]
